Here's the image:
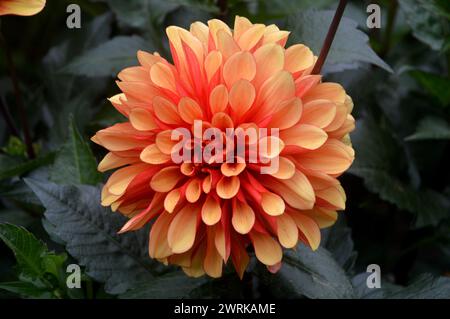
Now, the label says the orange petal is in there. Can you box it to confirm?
[149,212,175,258]
[229,80,255,119]
[223,51,256,88]
[284,44,314,74]
[155,130,178,155]
[186,179,202,203]
[98,152,139,172]
[316,184,346,210]
[137,50,163,69]
[233,16,253,41]
[237,24,265,51]
[271,156,295,180]
[303,82,346,104]
[106,163,149,196]
[291,213,321,250]
[253,43,284,88]
[261,192,285,216]
[221,162,246,177]
[217,29,240,60]
[299,139,353,175]
[117,81,159,103]
[280,124,327,150]
[0,0,46,16]
[150,62,177,93]
[208,19,232,48]
[204,228,223,278]
[140,144,171,164]
[250,232,282,266]
[201,195,222,225]
[323,103,348,132]
[302,207,338,228]
[167,204,199,254]
[150,166,183,192]
[93,123,151,151]
[129,108,158,131]
[209,84,229,114]
[178,97,203,124]
[190,22,209,47]
[262,170,315,210]
[269,97,302,130]
[277,213,299,248]
[204,50,222,83]
[153,96,183,125]
[164,188,181,213]
[211,112,234,131]
[216,176,240,199]
[301,99,337,128]
[232,200,255,234]
[252,71,295,122]
[182,243,206,277]
[259,136,285,159]
[118,66,149,82]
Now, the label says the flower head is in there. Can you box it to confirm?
[0,0,46,16]
[92,16,355,278]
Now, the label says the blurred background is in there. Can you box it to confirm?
[0,0,449,299]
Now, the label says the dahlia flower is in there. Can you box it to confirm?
[92,16,355,278]
[0,0,46,16]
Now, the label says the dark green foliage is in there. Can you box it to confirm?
[0,0,449,300]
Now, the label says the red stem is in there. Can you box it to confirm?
[311,0,348,75]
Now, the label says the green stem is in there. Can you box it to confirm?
[0,98,20,137]
[0,30,35,159]
[380,0,398,58]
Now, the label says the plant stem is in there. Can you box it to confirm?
[311,0,348,75]
[380,0,398,58]
[0,30,35,159]
[0,98,20,137]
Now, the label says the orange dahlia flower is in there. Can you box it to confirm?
[92,16,355,278]
[0,0,46,16]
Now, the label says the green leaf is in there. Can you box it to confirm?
[25,179,164,294]
[50,117,101,185]
[258,246,355,299]
[63,35,154,77]
[406,117,450,141]
[399,0,450,51]
[410,70,450,106]
[42,13,112,143]
[349,116,450,227]
[0,281,54,299]
[104,0,179,29]
[0,153,54,181]
[287,10,392,73]
[353,273,450,299]
[322,217,357,274]
[120,272,207,299]
[0,223,47,279]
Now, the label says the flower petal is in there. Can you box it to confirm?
[150,166,183,192]
[201,195,222,225]
[168,204,199,254]
[232,200,255,234]
[223,51,256,88]
[216,176,240,199]
[250,232,282,266]
[277,213,298,248]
